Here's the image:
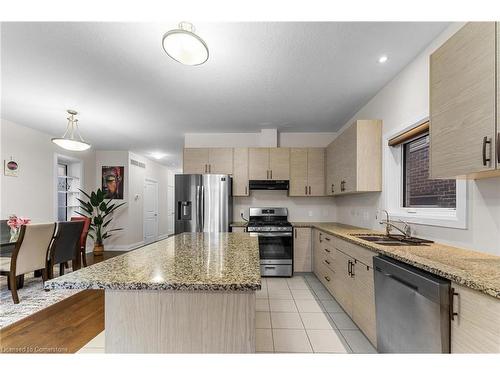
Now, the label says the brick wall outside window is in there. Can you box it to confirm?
[404,135,456,208]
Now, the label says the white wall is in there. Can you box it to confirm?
[1,119,95,222]
[234,190,336,222]
[185,129,336,148]
[95,151,173,250]
[333,22,500,256]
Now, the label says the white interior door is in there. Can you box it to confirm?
[143,179,159,244]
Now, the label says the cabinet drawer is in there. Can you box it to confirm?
[315,261,335,294]
[332,237,375,267]
[314,247,335,273]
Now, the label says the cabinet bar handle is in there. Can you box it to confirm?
[308,186,311,195]
[294,228,297,239]
[305,186,308,195]
[331,184,334,193]
[209,164,211,173]
[324,275,331,282]
[482,136,491,166]
[270,170,272,179]
[350,261,355,278]
[324,248,331,253]
[324,236,330,242]
[324,259,330,265]
[347,260,351,276]
[450,288,459,321]
[319,233,322,243]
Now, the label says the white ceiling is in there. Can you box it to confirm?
[1,22,449,166]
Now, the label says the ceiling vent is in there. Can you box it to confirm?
[130,159,146,169]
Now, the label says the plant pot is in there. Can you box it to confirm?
[93,243,104,256]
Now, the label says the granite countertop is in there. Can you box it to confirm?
[44,233,261,291]
[290,222,500,299]
[230,222,248,227]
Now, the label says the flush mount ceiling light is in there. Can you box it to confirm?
[162,22,209,66]
[151,152,167,160]
[378,55,388,64]
[51,110,91,151]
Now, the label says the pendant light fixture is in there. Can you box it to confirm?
[51,110,91,151]
[162,22,209,66]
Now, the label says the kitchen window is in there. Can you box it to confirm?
[402,134,456,209]
[385,119,467,229]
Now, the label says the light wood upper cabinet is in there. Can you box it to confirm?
[325,142,336,196]
[293,227,312,272]
[233,148,249,196]
[183,148,233,174]
[208,148,233,174]
[430,22,498,178]
[450,282,500,353]
[183,148,209,174]
[289,148,326,196]
[248,148,290,180]
[325,120,382,195]
[307,148,326,196]
[248,148,269,180]
[269,148,290,180]
[289,148,308,196]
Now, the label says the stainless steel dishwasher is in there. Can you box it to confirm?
[373,255,451,353]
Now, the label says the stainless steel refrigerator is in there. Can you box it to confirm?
[175,174,233,234]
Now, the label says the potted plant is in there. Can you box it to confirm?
[76,188,126,255]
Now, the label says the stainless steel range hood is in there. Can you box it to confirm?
[249,180,289,191]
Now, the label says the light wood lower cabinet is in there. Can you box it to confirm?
[231,226,247,233]
[293,227,311,272]
[351,260,376,345]
[451,282,500,353]
[313,229,377,347]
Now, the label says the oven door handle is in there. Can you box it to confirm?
[253,232,293,237]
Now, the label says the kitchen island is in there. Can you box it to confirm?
[45,232,261,353]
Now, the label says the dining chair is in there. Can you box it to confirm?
[47,220,84,279]
[0,223,56,304]
[70,216,91,267]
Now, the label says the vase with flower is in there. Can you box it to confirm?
[7,215,31,242]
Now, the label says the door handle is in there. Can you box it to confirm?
[482,136,491,166]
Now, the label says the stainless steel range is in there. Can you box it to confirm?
[247,207,293,277]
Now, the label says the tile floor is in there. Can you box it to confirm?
[78,273,376,354]
[255,273,376,353]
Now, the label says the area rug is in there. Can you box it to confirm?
[0,269,78,329]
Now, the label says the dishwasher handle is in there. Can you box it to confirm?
[376,267,419,292]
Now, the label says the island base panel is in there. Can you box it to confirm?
[105,289,256,353]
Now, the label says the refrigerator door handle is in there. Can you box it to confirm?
[196,185,203,232]
[201,185,205,231]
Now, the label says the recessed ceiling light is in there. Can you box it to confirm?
[378,55,388,64]
[162,22,209,66]
[151,152,166,160]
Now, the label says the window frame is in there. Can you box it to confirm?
[384,118,467,229]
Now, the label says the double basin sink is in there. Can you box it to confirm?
[352,234,434,246]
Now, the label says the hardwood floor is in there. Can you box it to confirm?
[0,251,124,354]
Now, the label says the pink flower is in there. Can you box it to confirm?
[7,215,31,229]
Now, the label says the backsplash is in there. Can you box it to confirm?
[233,190,336,222]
